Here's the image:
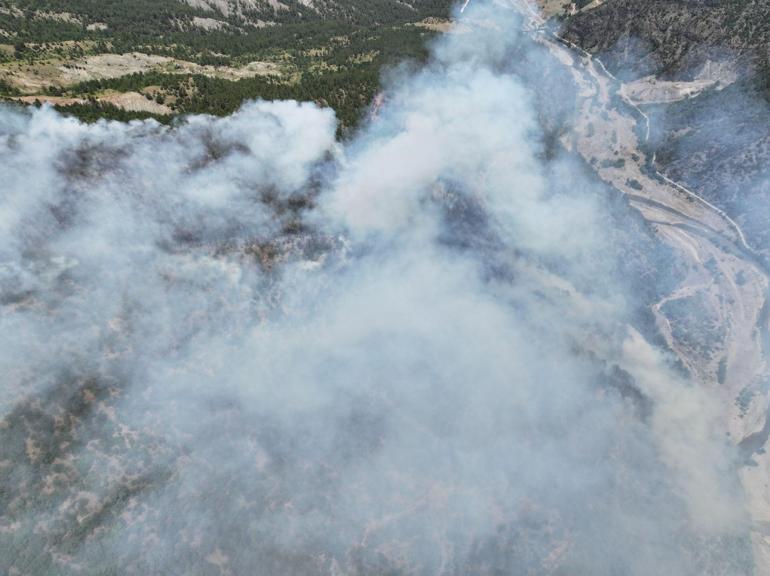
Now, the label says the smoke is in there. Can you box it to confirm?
[0,2,754,575]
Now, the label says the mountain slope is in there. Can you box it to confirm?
[560,0,770,82]
[0,0,452,38]
[0,0,454,127]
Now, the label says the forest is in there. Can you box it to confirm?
[0,0,453,127]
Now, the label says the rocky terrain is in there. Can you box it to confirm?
[1,0,452,31]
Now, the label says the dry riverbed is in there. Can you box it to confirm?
[514,0,770,568]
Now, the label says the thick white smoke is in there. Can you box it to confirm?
[0,2,753,575]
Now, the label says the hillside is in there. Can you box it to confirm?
[0,0,453,38]
[560,0,769,82]
[0,0,453,128]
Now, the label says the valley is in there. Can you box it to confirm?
[516,0,770,567]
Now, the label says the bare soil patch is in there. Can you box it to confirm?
[1,52,283,95]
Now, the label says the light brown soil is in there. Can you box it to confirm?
[0,52,283,95]
[413,17,454,33]
[16,95,87,106]
[14,91,172,115]
[100,91,174,114]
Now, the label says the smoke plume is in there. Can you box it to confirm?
[0,2,754,574]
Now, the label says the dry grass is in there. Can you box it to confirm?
[0,52,283,94]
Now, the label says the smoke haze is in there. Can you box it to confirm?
[0,2,755,574]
